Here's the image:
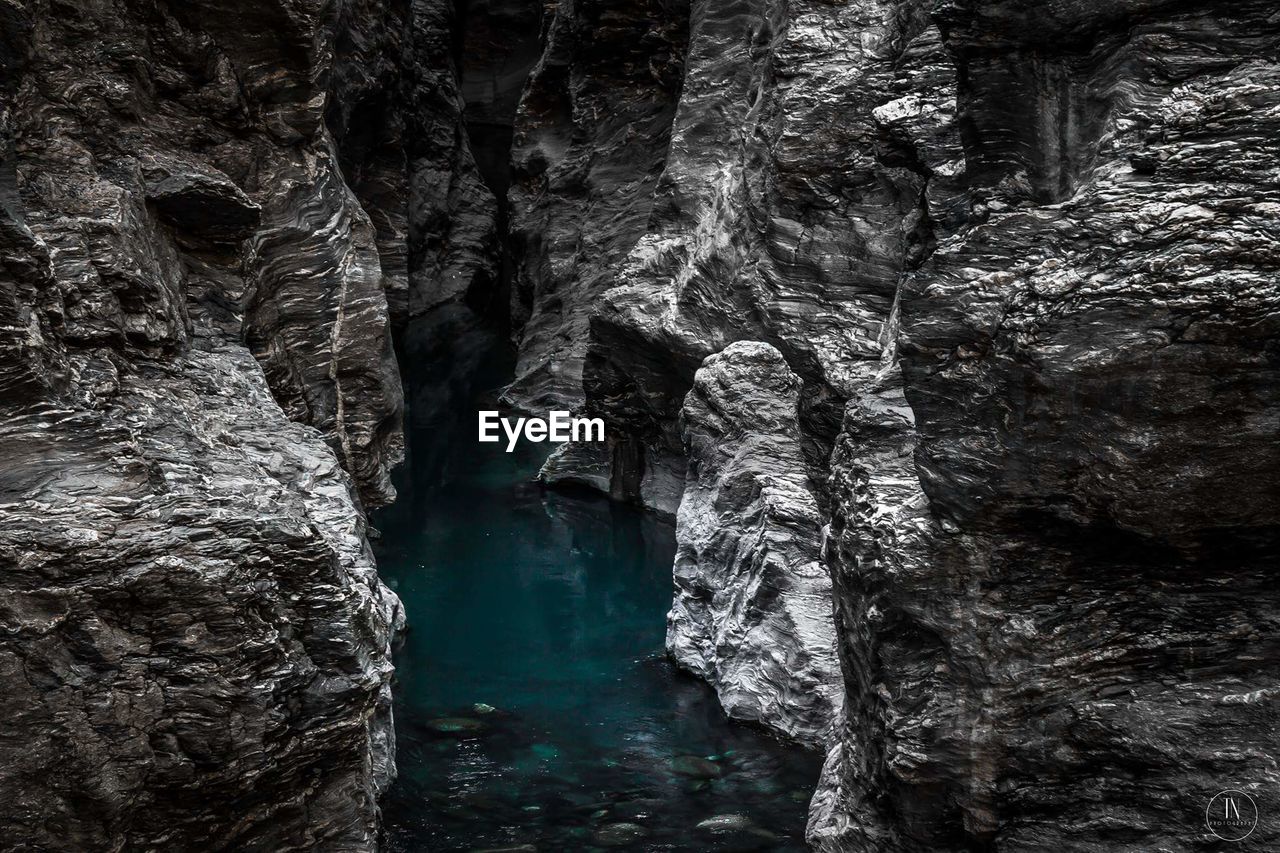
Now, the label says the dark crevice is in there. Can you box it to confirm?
[455,0,544,337]
[377,0,543,510]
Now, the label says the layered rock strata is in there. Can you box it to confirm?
[503,0,689,415]
[0,0,421,847]
[813,5,1280,849]
[393,0,510,478]
[11,0,1280,848]
[668,341,842,745]
[513,0,1280,848]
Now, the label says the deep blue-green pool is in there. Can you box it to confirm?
[373,430,821,852]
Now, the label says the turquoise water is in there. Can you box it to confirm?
[373,432,821,852]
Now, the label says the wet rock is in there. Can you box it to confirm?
[670,755,723,779]
[593,822,650,847]
[423,717,490,737]
[244,144,405,508]
[530,743,559,760]
[612,798,664,821]
[668,342,843,745]
[591,819,650,845]
[697,815,781,851]
[696,814,754,834]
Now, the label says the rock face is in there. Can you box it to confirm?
[503,0,688,414]
[0,0,431,847]
[507,0,1280,848]
[668,342,842,745]
[581,0,942,510]
[813,4,1280,850]
[393,0,507,476]
[12,0,1280,848]
[0,343,401,850]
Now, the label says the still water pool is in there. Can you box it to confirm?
[373,438,821,852]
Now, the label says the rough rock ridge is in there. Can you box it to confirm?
[502,0,688,418]
[813,4,1280,850]
[10,0,1280,847]
[0,0,432,847]
[508,0,1280,848]
[669,341,842,745]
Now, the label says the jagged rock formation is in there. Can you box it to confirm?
[10,0,1280,847]
[503,0,688,415]
[812,4,1280,850]
[668,341,842,745]
[581,0,943,511]
[513,0,1280,848]
[0,0,423,847]
[0,341,401,850]
[392,0,507,470]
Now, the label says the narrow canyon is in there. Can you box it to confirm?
[1,0,1276,850]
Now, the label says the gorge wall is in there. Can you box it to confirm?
[507,0,1280,849]
[0,0,420,847]
[5,0,1279,849]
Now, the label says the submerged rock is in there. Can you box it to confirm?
[696,814,781,851]
[670,755,724,779]
[593,822,650,847]
[696,814,754,833]
[612,798,664,821]
[423,717,490,736]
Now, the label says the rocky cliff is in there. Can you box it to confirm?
[668,341,842,746]
[7,0,1280,848]
[0,0,427,847]
[507,0,1280,848]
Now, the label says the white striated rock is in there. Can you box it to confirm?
[668,342,842,745]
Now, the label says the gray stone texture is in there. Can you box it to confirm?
[513,0,1280,849]
[0,0,430,847]
[10,0,1280,849]
[668,341,842,746]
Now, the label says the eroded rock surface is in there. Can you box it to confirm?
[818,5,1280,850]
[0,339,401,850]
[11,0,1280,847]
[0,0,418,847]
[669,342,842,745]
[512,0,1280,848]
[503,0,688,414]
